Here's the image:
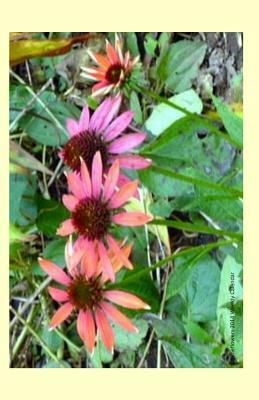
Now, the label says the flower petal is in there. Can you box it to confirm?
[108,133,147,154]
[65,238,84,276]
[81,241,98,278]
[66,118,78,137]
[80,159,92,197]
[48,287,69,302]
[89,97,113,132]
[107,235,133,270]
[49,302,73,329]
[101,301,138,333]
[91,84,114,98]
[92,80,110,93]
[104,290,150,310]
[115,155,152,170]
[106,40,120,64]
[66,172,86,199]
[77,309,96,353]
[99,95,122,131]
[92,52,111,69]
[57,219,75,236]
[109,180,138,209]
[98,241,115,282]
[78,106,90,132]
[91,151,102,199]
[112,212,153,226]
[62,194,78,212]
[38,258,71,286]
[95,307,114,353]
[104,111,134,142]
[103,159,120,202]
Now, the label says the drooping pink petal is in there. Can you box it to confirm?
[98,95,122,132]
[89,97,113,133]
[80,159,92,197]
[77,309,96,353]
[57,219,75,236]
[95,307,114,353]
[66,118,78,137]
[108,133,147,154]
[66,172,86,200]
[104,110,134,142]
[49,302,73,329]
[65,239,84,276]
[107,235,133,270]
[101,301,138,333]
[104,290,150,310]
[92,53,111,69]
[92,83,114,98]
[58,150,64,160]
[98,241,115,282]
[38,258,71,286]
[112,212,153,226]
[62,194,78,212]
[91,151,102,199]
[78,106,90,132]
[115,155,152,170]
[81,241,98,278]
[48,287,69,302]
[109,180,138,209]
[103,159,120,202]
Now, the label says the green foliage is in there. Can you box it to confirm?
[157,40,207,93]
[36,197,70,236]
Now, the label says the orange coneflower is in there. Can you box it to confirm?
[38,240,149,354]
[81,34,139,97]
[57,151,153,281]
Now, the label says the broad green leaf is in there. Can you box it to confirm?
[36,197,70,236]
[181,254,221,322]
[113,319,149,352]
[41,325,63,353]
[10,173,37,226]
[163,337,224,368]
[184,320,216,344]
[217,255,243,360]
[212,95,243,147]
[43,239,67,267]
[144,33,157,57]
[145,90,203,136]
[157,40,207,93]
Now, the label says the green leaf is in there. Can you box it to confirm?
[217,256,243,360]
[114,319,148,352]
[149,198,174,218]
[41,325,63,353]
[43,239,67,266]
[145,90,203,136]
[184,320,216,344]
[126,32,140,57]
[157,40,207,93]
[212,95,243,147]
[181,254,221,322]
[130,91,143,124]
[10,173,37,226]
[144,33,157,57]
[36,197,70,236]
[43,361,71,368]
[163,337,224,368]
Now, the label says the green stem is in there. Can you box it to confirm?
[107,239,235,289]
[150,219,242,241]
[10,306,64,367]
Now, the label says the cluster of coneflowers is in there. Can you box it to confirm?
[38,34,153,355]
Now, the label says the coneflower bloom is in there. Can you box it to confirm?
[81,34,139,97]
[57,151,153,281]
[38,241,150,354]
[60,95,150,174]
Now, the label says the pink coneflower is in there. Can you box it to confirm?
[60,95,150,174]
[81,33,139,97]
[57,151,153,281]
[38,241,150,354]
